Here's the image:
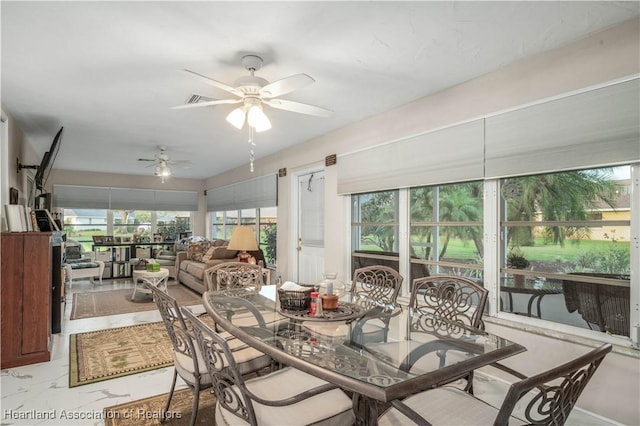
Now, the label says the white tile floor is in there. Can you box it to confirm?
[1,278,207,426]
[1,279,618,426]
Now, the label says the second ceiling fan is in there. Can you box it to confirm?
[173,54,333,132]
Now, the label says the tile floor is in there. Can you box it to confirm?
[1,279,619,425]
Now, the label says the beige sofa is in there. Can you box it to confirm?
[177,239,267,294]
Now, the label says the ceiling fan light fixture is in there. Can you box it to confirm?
[247,104,271,132]
[226,107,246,129]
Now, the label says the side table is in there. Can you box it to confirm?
[132,268,170,300]
[500,278,562,318]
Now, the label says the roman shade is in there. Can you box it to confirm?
[206,173,277,212]
[53,185,111,209]
[53,185,198,211]
[485,78,640,178]
[337,119,485,195]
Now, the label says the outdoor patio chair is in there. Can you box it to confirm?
[181,307,356,426]
[204,261,264,292]
[349,265,404,346]
[146,284,273,426]
[562,273,630,337]
[404,275,489,392]
[378,343,612,426]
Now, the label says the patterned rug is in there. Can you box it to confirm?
[70,285,203,319]
[103,388,217,425]
[69,321,174,387]
[69,315,214,387]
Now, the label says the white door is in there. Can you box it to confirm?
[296,171,325,284]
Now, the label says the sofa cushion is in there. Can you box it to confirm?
[213,246,238,259]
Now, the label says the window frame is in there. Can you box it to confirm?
[350,163,639,349]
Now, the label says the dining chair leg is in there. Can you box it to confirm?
[162,368,178,422]
[189,381,201,426]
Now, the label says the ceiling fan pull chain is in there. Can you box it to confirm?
[248,127,256,173]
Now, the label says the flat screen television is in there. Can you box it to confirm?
[35,126,63,191]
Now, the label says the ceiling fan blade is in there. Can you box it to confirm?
[137,158,155,162]
[259,73,315,99]
[172,99,242,110]
[183,69,244,98]
[264,99,333,117]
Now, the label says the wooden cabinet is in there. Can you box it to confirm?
[1,232,52,369]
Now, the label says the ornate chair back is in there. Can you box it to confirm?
[181,307,258,425]
[350,265,403,308]
[146,284,208,426]
[496,343,612,424]
[205,261,263,292]
[410,275,488,329]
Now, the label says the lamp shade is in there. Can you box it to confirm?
[226,107,246,130]
[247,105,272,132]
[228,226,259,251]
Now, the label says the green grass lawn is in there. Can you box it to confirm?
[360,237,629,263]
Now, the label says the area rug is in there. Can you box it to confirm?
[103,388,217,426]
[69,315,214,387]
[69,321,174,387]
[70,285,203,320]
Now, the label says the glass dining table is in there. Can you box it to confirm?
[202,285,526,425]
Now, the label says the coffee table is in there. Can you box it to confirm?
[131,268,170,300]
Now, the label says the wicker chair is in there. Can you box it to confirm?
[181,307,356,426]
[562,273,630,337]
[146,284,272,425]
[378,343,612,426]
[204,261,264,292]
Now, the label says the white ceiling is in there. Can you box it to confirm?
[2,1,638,180]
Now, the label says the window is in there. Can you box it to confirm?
[351,190,400,275]
[62,209,108,252]
[499,166,631,336]
[209,207,278,267]
[349,164,636,342]
[409,182,484,285]
[63,209,191,251]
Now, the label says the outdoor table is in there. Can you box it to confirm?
[202,285,525,425]
[500,277,563,318]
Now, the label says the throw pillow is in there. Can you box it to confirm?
[65,245,82,260]
[201,247,216,262]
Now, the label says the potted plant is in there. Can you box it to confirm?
[507,247,530,287]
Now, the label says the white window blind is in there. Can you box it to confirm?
[53,185,110,209]
[206,174,277,212]
[485,78,640,178]
[53,185,198,211]
[337,119,485,195]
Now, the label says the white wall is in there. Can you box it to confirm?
[203,18,640,424]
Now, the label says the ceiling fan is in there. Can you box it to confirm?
[173,54,333,132]
[137,146,191,182]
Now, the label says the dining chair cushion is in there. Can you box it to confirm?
[378,386,526,426]
[215,367,355,426]
[174,332,272,382]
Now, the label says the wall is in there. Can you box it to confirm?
[203,18,639,424]
[0,105,39,231]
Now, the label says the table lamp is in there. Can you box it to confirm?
[228,226,259,263]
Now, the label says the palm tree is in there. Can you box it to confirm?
[505,168,618,247]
